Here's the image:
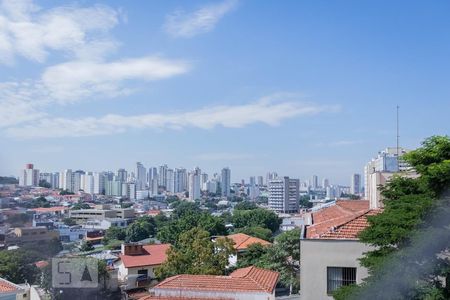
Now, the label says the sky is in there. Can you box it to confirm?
[1,0,449,184]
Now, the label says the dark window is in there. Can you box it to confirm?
[327,267,356,294]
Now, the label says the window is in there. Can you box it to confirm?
[327,267,356,294]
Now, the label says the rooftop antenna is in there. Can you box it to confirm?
[396,105,400,172]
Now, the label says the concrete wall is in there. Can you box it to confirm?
[300,239,373,300]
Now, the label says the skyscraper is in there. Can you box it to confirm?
[60,169,73,192]
[268,176,300,213]
[188,167,201,201]
[136,162,146,190]
[117,168,127,183]
[257,176,264,186]
[174,168,187,193]
[311,175,319,189]
[158,165,168,188]
[19,164,40,187]
[221,167,231,198]
[322,178,330,189]
[350,173,361,195]
[167,169,175,193]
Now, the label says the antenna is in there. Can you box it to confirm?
[396,105,399,158]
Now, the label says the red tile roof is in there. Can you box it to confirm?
[305,200,381,239]
[0,277,21,293]
[222,233,271,251]
[119,244,170,268]
[153,266,279,294]
[31,206,68,213]
[140,296,232,300]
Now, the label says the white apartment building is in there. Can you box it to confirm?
[136,162,146,190]
[268,176,300,213]
[174,168,187,193]
[19,164,39,187]
[350,173,361,195]
[188,168,201,201]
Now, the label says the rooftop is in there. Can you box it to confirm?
[153,266,279,294]
[305,200,380,239]
[119,244,170,268]
[221,233,271,251]
[0,277,23,293]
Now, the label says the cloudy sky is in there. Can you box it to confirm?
[1,0,449,184]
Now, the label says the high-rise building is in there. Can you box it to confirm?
[174,168,187,193]
[117,169,127,183]
[257,176,264,186]
[19,164,40,187]
[158,165,168,188]
[364,147,412,209]
[248,176,259,200]
[201,173,208,191]
[311,175,319,189]
[221,167,231,198]
[82,173,95,194]
[136,162,146,190]
[39,172,54,187]
[60,169,73,192]
[72,170,85,193]
[188,167,201,201]
[268,176,300,213]
[93,172,105,195]
[167,169,175,193]
[322,178,330,189]
[266,172,278,185]
[350,174,361,195]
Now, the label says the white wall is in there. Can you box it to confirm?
[300,239,373,300]
[153,288,274,300]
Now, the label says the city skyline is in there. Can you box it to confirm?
[1,0,450,183]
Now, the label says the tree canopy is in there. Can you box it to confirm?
[334,135,450,300]
[232,208,281,233]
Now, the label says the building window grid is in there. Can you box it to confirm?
[327,267,357,294]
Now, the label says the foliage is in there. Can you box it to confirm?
[63,218,76,226]
[157,208,227,244]
[7,213,32,227]
[235,226,273,241]
[24,196,50,208]
[234,201,258,210]
[80,241,94,252]
[125,216,156,242]
[299,195,313,208]
[155,227,234,280]
[232,208,281,233]
[71,202,91,210]
[104,239,123,250]
[0,176,18,184]
[0,249,41,284]
[38,180,51,188]
[103,226,126,244]
[236,243,269,268]
[335,136,450,299]
[22,238,63,257]
[59,189,75,195]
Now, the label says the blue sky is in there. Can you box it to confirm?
[1,0,449,184]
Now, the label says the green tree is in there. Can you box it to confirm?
[80,241,94,252]
[103,226,126,243]
[38,180,51,188]
[235,226,273,241]
[63,218,76,226]
[0,250,41,284]
[232,208,281,233]
[334,136,450,300]
[236,243,269,268]
[155,227,234,280]
[125,216,156,242]
[59,189,75,195]
[234,201,258,210]
[71,202,91,210]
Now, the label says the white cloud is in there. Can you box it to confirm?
[5,98,339,139]
[164,0,238,38]
[0,0,120,64]
[41,57,191,101]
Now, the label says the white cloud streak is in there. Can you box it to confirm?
[0,0,121,64]
[42,57,191,101]
[5,99,340,139]
[164,0,238,38]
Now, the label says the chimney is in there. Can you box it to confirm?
[121,243,144,255]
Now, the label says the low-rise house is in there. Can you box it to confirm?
[150,266,279,300]
[217,233,271,266]
[0,277,30,300]
[83,218,128,230]
[300,200,380,300]
[115,243,171,290]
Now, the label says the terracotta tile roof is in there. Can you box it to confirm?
[306,199,381,240]
[319,210,380,239]
[31,206,68,213]
[0,277,21,293]
[140,296,232,300]
[153,266,279,294]
[222,233,271,251]
[35,260,49,268]
[119,244,170,268]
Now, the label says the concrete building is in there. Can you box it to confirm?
[69,207,134,223]
[59,169,73,192]
[221,167,231,198]
[0,277,30,300]
[158,165,168,188]
[151,266,279,300]
[117,169,127,183]
[350,173,361,195]
[136,162,147,190]
[322,178,330,189]
[311,175,319,189]
[166,169,174,193]
[19,164,39,187]
[215,233,271,266]
[115,243,170,290]
[5,227,59,245]
[174,168,187,193]
[257,176,264,186]
[188,168,201,201]
[300,200,379,300]
[268,176,300,213]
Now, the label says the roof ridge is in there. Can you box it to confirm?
[246,268,279,293]
[319,209,377,238]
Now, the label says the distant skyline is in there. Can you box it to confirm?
[1,0,449,183]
